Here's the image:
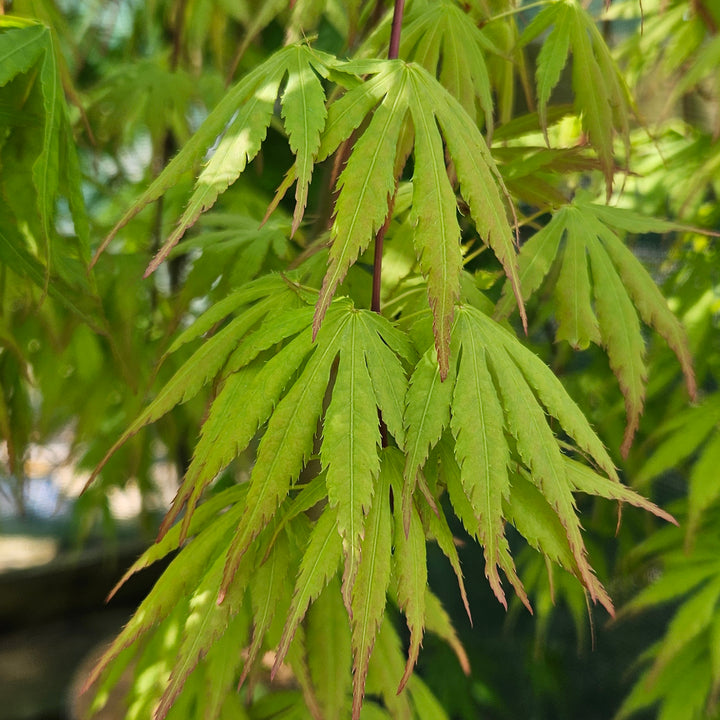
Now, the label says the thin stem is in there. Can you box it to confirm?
[388,0,406,60]
[370,0,406,316]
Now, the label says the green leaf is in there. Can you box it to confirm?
[495,208,565,319]
[358,313,411,447]
[534,3,571,141]
[307,579,352,720]
[87,294,279,489]
[587,233,646,456]
[83,500,245,692]
[407,69,463,379]
[590,210,696,402]
[220,303,351,598]
[423,588,470,676]
[0,24,45,85]
[554,211,600,349]
[426,69,526,331]
[314,62,409,336]
[148,67,284,275]
[403,344,455,533]
[155,541,253,720]
[451,310,520,608]
[239,530,292,687]
[165,325,315,540]
[281,46,328,235]
[273,505,344,674]
[323,312,382,606]
[350,448,395,720]
[393,495,427,692]
[401,1,494,135]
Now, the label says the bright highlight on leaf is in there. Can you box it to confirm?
[521,0,635,196]
[95,44,334,275]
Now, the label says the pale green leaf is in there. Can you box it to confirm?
[650,577,720,683]
[307,579,352,720]
[220,304,351,598]
[554,212,600,349]
[357,313,410,447]
[495,208,565,319]
[239,531,292,686]
[416,491,470,622]
[167,326,315,540]
[281,45,328,234]
[408,675,450,720]
[323,312,382,606]
[427,68,526,329]
[593,216,696,401]
[688,433,720,538]
[148,69,283,274]
[423,588,470,676]
[108,484,248,600]
[451,309,520,608]
[587,236,646,456]
[394,497,427,691]
[535,4,571,140]
[564,457,674,524]
[569,5,615,194]
[487,333,604,609]
[83,501,244,692]
[315,62,409,336]
[97,48,292,260]
[350,448,395,720]
[407,69,463,379]
[88,295,277,488]
[273,505,344,673]
[365,615,413,720]
[155,542,252,720]
[403,345,455,532]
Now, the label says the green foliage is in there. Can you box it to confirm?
[1,1,718,719]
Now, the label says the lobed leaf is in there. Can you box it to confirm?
[451,310,518,608]
[220,304,351,598]
[403,345,455,533]
[323,312,382,606]
[407,70,463,379]
[315,62,409,336]
[350,448,395,720]
[587,236,646,456]
[273,505,344,675]
[281,45,328,235]
[393,496,427,692]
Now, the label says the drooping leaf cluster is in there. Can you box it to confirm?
[1,1,716,719]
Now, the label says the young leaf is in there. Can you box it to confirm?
[451,310,519,609]
[403,344,455,533]
[407,69,463,379]
[350,448,395,720]
[273,505,344,675]
[307,580,352,720]
[322,312,382,606]
[394,496,427,692]
[220,303,351,598]
[314,62,409,336]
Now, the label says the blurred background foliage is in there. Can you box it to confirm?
[0,0,718,719]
